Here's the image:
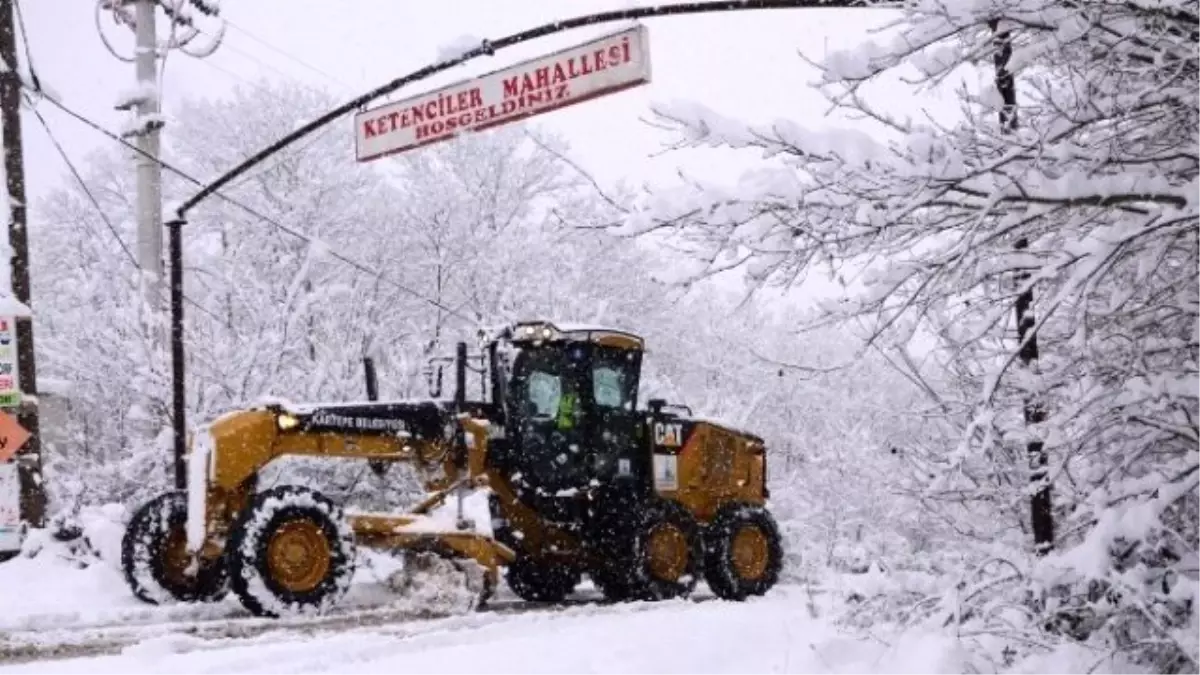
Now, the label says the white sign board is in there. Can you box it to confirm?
[653,454,678,492]
[0,462,21,553]
[354,25,651,162]
[0,317,18,408]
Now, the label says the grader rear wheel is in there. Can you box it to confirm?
[703,502,783,601]
[646,522,691,582]
[121,491,228,605]
[591,497,701,602]
[227,485,356,617]
[731,526,771,581]
[506,555,580,603]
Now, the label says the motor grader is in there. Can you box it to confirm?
[120,320,784,617]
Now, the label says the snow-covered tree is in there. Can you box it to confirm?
[30,79,681,513]
[626,0,1197,668]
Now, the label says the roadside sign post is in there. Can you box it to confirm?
[354,25,652,162]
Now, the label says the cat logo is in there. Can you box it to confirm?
[653,421,684,448]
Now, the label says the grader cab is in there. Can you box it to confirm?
[120,321,783,617]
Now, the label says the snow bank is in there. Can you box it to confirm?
[0,504,169,631]
[827,561,943,601]
[0,488,498,635]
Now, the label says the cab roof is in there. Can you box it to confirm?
[508,320,644,351]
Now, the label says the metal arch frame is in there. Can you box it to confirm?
[163,0,891,488]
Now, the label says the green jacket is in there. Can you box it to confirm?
[556,391,577,430]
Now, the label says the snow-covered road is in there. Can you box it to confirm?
[2,585,956,674]
[0,516,1121,674]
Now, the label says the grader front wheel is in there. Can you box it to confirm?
[227,485,357,617]
[121,491,228,605]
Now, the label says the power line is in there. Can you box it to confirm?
[180,18,356,96]
[28,101,136,266]
[201,30,307,85]
[11,0,38,90]
[29,90,475,327]
[191,52,262,88]
[225,123,340,191]
[158,61,348,194]
[26,95,223,323]
[223,19,358,93]
[160,51,346,193]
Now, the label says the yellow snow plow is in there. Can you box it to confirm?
[121,321,783,617]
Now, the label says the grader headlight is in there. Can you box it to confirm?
[276,413,301,431]
[514,322,558,341]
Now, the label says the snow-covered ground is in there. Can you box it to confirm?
[1,586,953,675]
[0,573,1111,675]
[0,505,1142,674]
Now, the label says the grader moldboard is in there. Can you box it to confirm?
[120,321,784,617]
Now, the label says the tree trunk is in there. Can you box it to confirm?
[992,18,1054,555]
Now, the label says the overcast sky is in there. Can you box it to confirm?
[16,1,973,314]
[18,1,928,200]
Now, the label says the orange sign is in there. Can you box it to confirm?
[0,410,30,463]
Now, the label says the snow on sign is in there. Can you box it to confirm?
[354,25,651,162]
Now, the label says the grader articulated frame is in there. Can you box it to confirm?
[121,321,783,617]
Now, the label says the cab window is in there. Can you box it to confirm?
[592,347,638,411]
[527,371,562,418]
[593,366,626,408]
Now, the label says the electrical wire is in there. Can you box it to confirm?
[18,0,462,325]
[94,0,137,63]
[12,0,39,90]
[223,19,358,93]
[12,8,224,321]
[29,91,476,327]
[192,53,264,88]
[28,103,137,267]
[191,19,355,95]
[25,95,223,323]
[159,52,346,192]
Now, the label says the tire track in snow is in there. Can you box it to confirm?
[0,593,721,665]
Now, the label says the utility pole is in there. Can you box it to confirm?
[133,0,164,316]
[100,0,224,317]
[0,0,44,529]
[98,0,224,487]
